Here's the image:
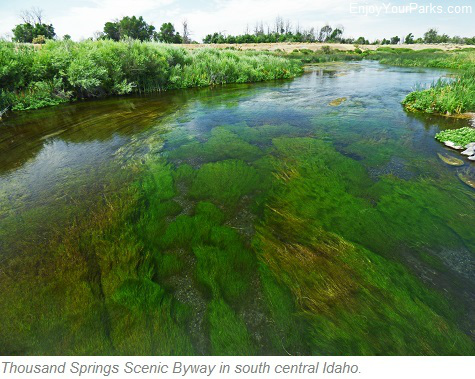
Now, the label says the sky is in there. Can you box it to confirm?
[0,0,474,42]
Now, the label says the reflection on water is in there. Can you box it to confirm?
[1,61,474,351]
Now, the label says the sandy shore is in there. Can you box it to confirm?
[178,42,469,52]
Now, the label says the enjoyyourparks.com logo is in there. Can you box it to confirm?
[350,2,473,16]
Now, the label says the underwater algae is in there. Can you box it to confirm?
[1,119,473,355]
[1,62,474,356]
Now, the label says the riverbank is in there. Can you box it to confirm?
[3,41,475,116]
[365,47,475,116]
[0,40,302,112]
[180,42,470,53]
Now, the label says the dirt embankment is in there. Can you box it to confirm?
[178,42,469,52]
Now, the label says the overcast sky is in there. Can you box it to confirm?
[1,0,474,41]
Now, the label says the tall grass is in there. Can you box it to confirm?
[402,70,475,114]
[370,48,475,69]
[368,48,475,115]
[0,40,302,111]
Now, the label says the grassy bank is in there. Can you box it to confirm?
[367,47,475,115]
[402,70,475,115]
[0,40,302,111]
[370,47,475,69]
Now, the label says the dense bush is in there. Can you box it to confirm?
[0,40,302,111]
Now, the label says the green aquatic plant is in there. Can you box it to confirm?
[207,299,255,355]
[371,49,475,70]
[189,159,261,206]
[255,137,474,354]
[435,127,475,146]
[437,153,464,166]
[170,127,262,163]
[1,114,474,355]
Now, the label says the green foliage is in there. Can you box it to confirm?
[435,127,475,146]
[370,49,475,115]
[402,70,475,114]
[157,23,182,44]
[0,40,301,111]
[195,202,225,224]
[12,22,55,43]
[103,16,155,42]
[371,49,475,70]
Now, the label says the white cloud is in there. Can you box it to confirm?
[176,0,350,39]
[1,0,473,42]
[53,0,175,40]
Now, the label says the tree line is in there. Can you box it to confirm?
[11,9,190,44]
[203,20,475,45]
[9,10,475,46]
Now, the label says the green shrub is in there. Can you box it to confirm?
[0,40,302,111]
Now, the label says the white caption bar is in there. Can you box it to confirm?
[0,356,473,378]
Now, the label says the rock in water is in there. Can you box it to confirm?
[444,141,464,150]
[469,155,475,161]
[461,147,475,156]
[458,172,475,189]
[437,153,464,166]
[329,97,347,106]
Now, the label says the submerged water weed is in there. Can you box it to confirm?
[256,137,474,354]
[2,113,474,355]
[189,159,261,206]
[269,137,475,255]
[207,299,255,355]
[170,127,262,163]
[0,180,194,355]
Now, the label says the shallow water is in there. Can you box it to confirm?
[1,61,474,354]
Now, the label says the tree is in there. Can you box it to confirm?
[103,16,155,41]
[157,22,182,43]
[390,36,400,44]
[404,33,414,44]
[182,20,191,43]
[319,25,333,42]
[355,36,368,45]
[329,28,343,42]
[424,28,439,44]
[12,8,55,43]
[103,21,120,41]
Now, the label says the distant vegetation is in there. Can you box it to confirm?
[4,9,475,116]
[202,21,475,46]
[0,40,301,111]
[100,16,184,43]
[6,9,475,46]
[11,8,55,43]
